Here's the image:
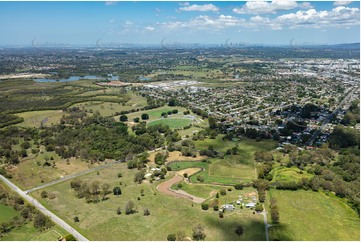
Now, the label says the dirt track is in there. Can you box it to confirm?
[156,171,205,204]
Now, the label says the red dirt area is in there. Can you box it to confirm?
[156,174,205,204]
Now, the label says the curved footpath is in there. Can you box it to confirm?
[0,175,88,241]
[156,169,205,204]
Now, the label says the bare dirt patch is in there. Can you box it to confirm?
[156,173,205,204]
[176,168,202,177]
[166,151,207,163]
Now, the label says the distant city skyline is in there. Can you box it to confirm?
[0,1,359,46]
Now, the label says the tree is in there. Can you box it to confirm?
[90,181,100,195]
[141,113,149,120]
[168,99,176,106]
[270,198,279,223]
[133,117,140,123]
[116,206,122,215]
[125,201,136,215]
[119,115,128,122]
[134,170,145,183]
[234,224,244,237]
[201,203,209,210]
[144,208,150,216]
[41,191,48,198]
[192,224,206,241]
[74,216,79,222]
[101,183,110,200]
[34,213,53,230]
[167,234,176,241]
[113,187,122,196]
[64,234,77,241]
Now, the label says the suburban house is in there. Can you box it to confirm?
[245,202,256,208]
[222,204,235,211]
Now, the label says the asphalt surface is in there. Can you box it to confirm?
[0,175,88,241]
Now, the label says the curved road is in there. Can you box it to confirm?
[0,175,88,241]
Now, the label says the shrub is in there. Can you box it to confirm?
[197,175,205,182]
[220,189,227,196]
[64,234,76,241]
[167,234,176,241]
[234,184,244,190]
[201,203,209,210]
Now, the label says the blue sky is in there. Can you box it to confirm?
[0,1,359,46]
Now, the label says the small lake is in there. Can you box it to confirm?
[35,74,119,83]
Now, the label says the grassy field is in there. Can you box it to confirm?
[268,189,360,241]
[9,151,94,190]
[270,167,314,183]
[148,118,191,129]
[170,182,222,199]
[0,181,67,240]
[168,137,277,185]
[0,203,19,223]
[124,106,187,122]
[169,161,248,185]
[194,136,277,154]
[71,101,136,117]
[1,221,67,241]
[15,110,64,128]
[31,162,266,241]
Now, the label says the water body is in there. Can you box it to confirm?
[35,74,119,83]
[138,76,151,81]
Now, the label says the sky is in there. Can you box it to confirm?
[0,1,359,46]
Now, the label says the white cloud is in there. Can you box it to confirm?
[161,15,245,31]
[145,26,155,31]
[333,1,353,6]
[275,6,360,29]
[179,4,219,12]
[160,6,359,31]
[105,1,117,6]
[300,2,313,9]
[233,0,298,14]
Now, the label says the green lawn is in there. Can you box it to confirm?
[1,223,67,241]
[148,118,191,129]
[169,161,249,185]
[170,182,222,199]
[125,106,187,122]
[268,189,360,241]
[0,204,19,223]
[194,136,277,154]
[31,162,266,241]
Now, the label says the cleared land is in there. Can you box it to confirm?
[124,106,187,122]
[268,189,360,241]
[9,151,95,190]
[15,110,63,128]
[270,167,314,183]
[31,162,266,241]
[148,118,191,129]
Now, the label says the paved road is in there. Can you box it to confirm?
[0,175,88,241]
[25,160,121,194]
